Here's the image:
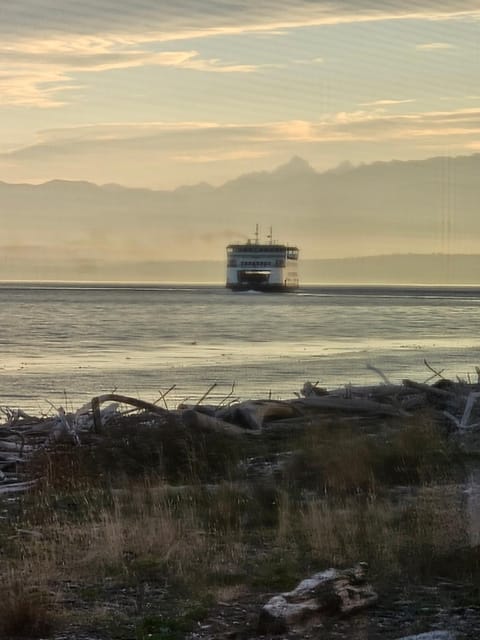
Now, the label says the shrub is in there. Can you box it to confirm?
[0,580,58,638]
[283,413,461,494]
[28,412,249,486]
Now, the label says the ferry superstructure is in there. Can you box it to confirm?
[226,229,299,292]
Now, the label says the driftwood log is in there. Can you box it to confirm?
[218,400,301,429]
[181,409,255,437]
[2,370,480,494]
[179,400,301,430]
[86,393,170,433]
[258,563,378,634]
[293,395,410,417]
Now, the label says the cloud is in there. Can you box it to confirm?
[328,108,480,141]
[174,150,271,163]
[293,57,324,65]
[2,106,480,187]
[2,2,479,40]
[415,42,455,50]
[1,1,478,106]
[5,106,480,162]
[0,42,258,107]
[360,99,416,106]
[0,70,73,108]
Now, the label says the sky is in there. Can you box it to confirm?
[1,1,480,189]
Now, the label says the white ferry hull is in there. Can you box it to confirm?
[226,240,299,292]
[227,283,298,292]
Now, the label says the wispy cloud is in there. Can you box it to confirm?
[415,42,455,50]
[293,57,324,65]
[1,2,478,106]
[2,106,480,186]
[360,99,416,106]
[174,150,271,163]
[329,108,480,140]
[2,2,479,40]
[0,41,259,107]
[6,107,480,159]
[0,67,82,108]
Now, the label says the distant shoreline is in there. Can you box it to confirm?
[2,281,480,296]
[2,254,480,286]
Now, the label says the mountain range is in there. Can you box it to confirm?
[1,153,480,283]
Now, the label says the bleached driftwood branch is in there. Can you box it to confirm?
[82,393,170,433]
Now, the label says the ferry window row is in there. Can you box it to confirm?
[240,261,272,267]
[228,259,287,267]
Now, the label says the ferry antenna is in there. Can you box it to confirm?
[267,226,273,245]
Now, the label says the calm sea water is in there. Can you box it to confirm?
[1,283,480,413]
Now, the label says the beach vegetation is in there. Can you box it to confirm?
[0,409,475,636]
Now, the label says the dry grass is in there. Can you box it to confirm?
[0,411,472,637]
[88,491,211,582]
[10,483,208,578]
[301,496,401,572]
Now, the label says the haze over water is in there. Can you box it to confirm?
[1,283,480,414]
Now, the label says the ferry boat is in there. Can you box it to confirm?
[226,227,299,292]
